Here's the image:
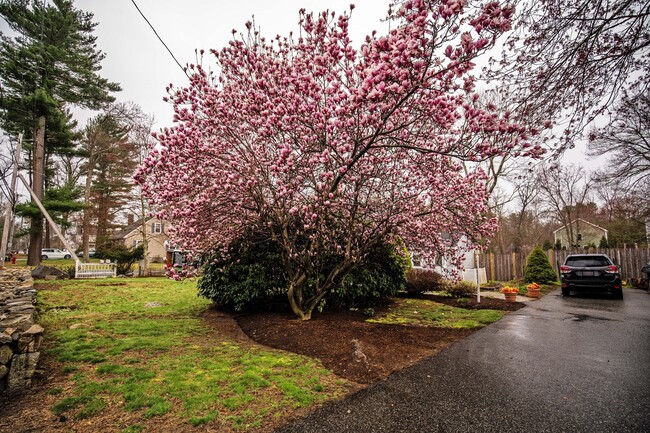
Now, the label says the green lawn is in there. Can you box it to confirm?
[36,278,350,431]
[367,298,505,328]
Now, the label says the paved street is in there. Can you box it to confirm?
[277,289,650,433]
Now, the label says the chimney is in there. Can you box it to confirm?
[127,214,134,226]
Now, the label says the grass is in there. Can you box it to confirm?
[37,277,350,430]
[367,298,505,328]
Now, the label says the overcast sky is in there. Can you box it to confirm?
[72,0,389,127]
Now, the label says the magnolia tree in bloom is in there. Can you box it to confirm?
[136,0,543,320]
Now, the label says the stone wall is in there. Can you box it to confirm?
[0,268,42,396]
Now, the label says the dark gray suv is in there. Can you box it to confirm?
[560,254,623,299]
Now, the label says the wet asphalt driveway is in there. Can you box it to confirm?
[276,289,650,432]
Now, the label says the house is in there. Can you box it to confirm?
[410,235,487,285]
[111,216,169,263]
[553,218,608,248]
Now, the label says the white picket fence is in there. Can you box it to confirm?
[75,262,117,279]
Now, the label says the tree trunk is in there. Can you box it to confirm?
[27,115,46,266]
[287,273,310,320]
[139,198,149,275]
[44,223,51,248]
[286,261,350,321]
[94,168,110,250]
[81,154,94,262]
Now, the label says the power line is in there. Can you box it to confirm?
[129,0,188,77]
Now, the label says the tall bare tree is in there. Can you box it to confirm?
[588,92,650,188]
[536,164,593,246]
[123,110,156,274]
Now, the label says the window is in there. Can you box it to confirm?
[577,233,583,241]
[132,240,140,247]
[151,222,164,234]
[565,256,611,267]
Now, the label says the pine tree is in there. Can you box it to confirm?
[0,0,120,265]
[80,105,142,257]
[524,246,557,284]
[599,236,609,249]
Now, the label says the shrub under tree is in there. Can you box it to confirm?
[197,229,287,312]
[197,228,410,312]
[524,246,557,283]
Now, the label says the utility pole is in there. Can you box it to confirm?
[0,134,23,269]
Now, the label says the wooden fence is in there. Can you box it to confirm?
[479,247,650,282]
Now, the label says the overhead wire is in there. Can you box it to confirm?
[129,0,188,78]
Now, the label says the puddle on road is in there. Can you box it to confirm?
[567,313,613,322]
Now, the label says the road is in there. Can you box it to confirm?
[276,289,650,433]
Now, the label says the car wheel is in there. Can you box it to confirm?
[613,289,623,300]
[41,255,48,260]
[562,287,570,297]
[64,254,71,259]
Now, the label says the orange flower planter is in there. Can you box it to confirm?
[527,287,540,298]
[504,292,517,302]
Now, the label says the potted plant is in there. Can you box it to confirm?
[500,286,519,302]
[526,282,541,298]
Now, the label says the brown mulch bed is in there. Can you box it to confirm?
[236,294,525,384]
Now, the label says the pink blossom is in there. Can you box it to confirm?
[136,1,542,319]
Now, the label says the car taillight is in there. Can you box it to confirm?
[606,265,618,273]
[560,265,570,273]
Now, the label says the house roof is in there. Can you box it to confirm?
[552,218,608,234]
[111,216,160,240]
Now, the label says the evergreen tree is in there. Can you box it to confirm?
[0,0,120,265]
[80,104,142,256]
[599,236,609,249]
[524,246,557,284]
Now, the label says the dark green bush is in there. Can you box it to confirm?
[445,281,476,298]
[523,246,557,283]
[197,231,287,312]
[330,240,410,308]
[198,231,410,312]
[96,243,144,276]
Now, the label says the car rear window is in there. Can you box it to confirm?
[565,256,612,267]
